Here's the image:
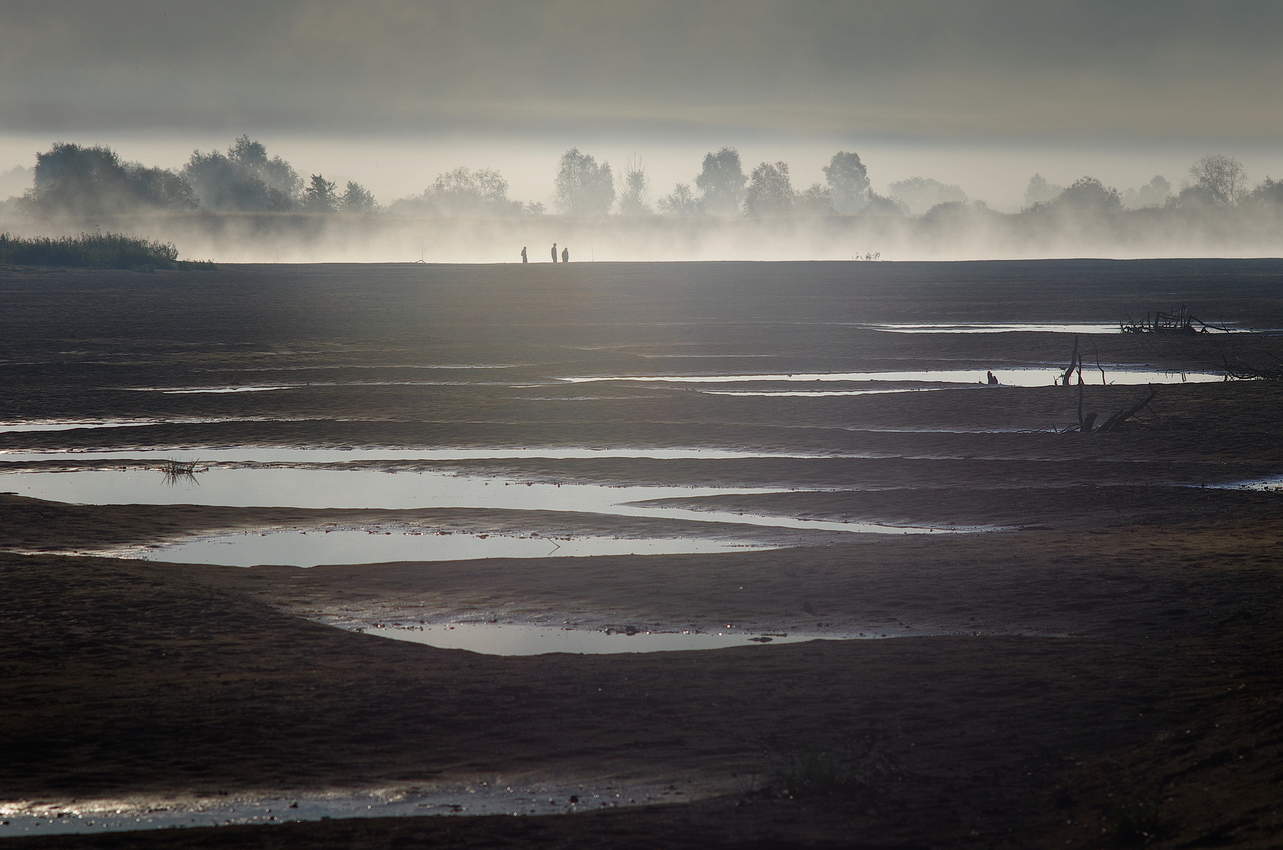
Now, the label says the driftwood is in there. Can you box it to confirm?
[1120,304,1229,335]
[1061,336,1085,386]
[1052,337,1161,432]
[1072,385,1157,434]
[1222,350,1283,381]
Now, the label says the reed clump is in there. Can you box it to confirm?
[0,232,212,270]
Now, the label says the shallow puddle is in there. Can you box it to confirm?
[227,363,522,371]
[860,321,1123,334]
[0,417,305,434]
[1,467,984,535]
[0,421,160,433]
[0,446,860,463]
[565,367,1224,387]
[360,622,862,655]
[127,528,770,567]
[129,385,299,394]
[703,388,945,397]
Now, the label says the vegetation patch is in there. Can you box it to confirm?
[0,232,212,270]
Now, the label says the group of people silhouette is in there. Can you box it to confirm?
[520,244,569,263]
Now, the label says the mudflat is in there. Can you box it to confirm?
[2,260,1282,848]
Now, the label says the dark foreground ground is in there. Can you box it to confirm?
[2,260,1282,848]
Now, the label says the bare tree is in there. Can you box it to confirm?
[617,157,650,216]
[657,183,701,216]
[1189,155,1246,206]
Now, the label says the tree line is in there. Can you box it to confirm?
[13,136,377,218]
[6,136,1283,223]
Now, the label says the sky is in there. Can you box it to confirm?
[3,0,1282,209]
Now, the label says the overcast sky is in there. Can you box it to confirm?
[3,0,1282,207]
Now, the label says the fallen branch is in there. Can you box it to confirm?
[1073,385,1157,434]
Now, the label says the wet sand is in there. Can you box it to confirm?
[3,261,1283,848]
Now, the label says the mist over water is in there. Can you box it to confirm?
[6,1,1283,263]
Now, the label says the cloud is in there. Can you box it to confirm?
[3,0,1282,143]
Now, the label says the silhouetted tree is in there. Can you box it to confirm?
[1245,177,1283,207]
[183,136,301,211]
[390,168,523,216]
[823,151,870,214]
[183,151,273,211]
[28,143,194,216]
[1053,177,1122,212]
[657,183,700,216]
[431,168,517,215]
[1170,185,1220,210]
[339,181,377,213]
[695,147,747,216]
[888,177,967,216]
[1122,175,1171,209]
[228,135,302,199]
[1024,173,1063,208]
[796,183,833,216]
[555,148,615,217]
[865,193,909,215]
[1189,155,1246,206]
[744,161,794,217]
[302,174,338,212]
[617,159,650,216]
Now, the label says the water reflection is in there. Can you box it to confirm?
[129,528,770,567]
[861,322,1123,334]
[566,368,1224,387]
[362,622,858,655]
[0,446,862,463]
[3,467,986,535]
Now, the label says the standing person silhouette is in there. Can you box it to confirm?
[561,246,569,263]
[520,246,528,263]
[551,243,558,263]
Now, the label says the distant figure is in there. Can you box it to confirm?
[986,370,999,385]
[561,246,569,263]
[551,242,558,263]
[520,246,528,263]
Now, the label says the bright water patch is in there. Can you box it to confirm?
[703,388,945,397]
[129,385,298,394]
[1,467,981,535]
[361,622,853,655]
[0,417,304,434]
[127,528,769,567]
[1201,476,1283,492]
[125,380,528,394]
[566,368,1224,387]
[0,421,159,433]
[226,363,522,371]
[861,322,1123,334]
[0,446,858,463]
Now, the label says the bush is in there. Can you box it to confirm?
[0,232,204,269]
